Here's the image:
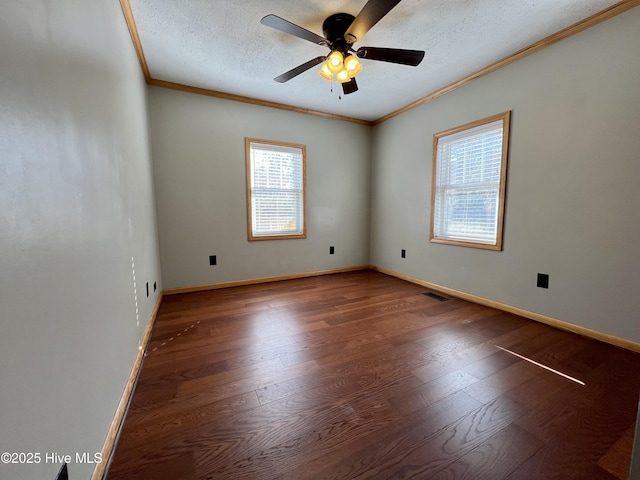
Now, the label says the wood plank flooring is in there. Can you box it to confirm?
[107,270,640,480]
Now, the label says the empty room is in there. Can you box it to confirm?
[1,1,640,479]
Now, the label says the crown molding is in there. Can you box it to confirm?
[373,0,640,125]
[119,0,639,126]
[147,78,373,126]
[119,0,150,82]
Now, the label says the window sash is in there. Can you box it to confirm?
[251,188,304,236]
[430,112,510,250]
[246,139,306,240]
[433,185,500,244]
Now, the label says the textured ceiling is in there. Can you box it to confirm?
[128,0,623,122]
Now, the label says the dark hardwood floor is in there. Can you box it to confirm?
[107,270,640,480]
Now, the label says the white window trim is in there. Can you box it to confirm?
[430,111,511,250]
[245,138,307,241]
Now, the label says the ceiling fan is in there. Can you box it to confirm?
[261,0,425,95]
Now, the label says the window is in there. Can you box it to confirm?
[430,111,511,250]
[245,138,306,240]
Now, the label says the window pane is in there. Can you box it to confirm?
[435,188,498,242]
[252,190,303,235]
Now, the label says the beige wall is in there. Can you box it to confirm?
[370,7,640,344]
[149,87,371,289]
[0,1,161,479]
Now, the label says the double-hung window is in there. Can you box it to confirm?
[430,111,511,250]
[245,138,306,240]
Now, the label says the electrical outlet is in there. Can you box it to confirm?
[209,255,217,266]
[401,249,406,258]
[154,281,157,292]
[329,246,335,255]
[537,273,549,289]
[146,282,149,297]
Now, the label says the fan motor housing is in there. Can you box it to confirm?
[322,13,356,45]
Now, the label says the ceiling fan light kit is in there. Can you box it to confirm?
[319,51,362,84]
[261,0,425,95]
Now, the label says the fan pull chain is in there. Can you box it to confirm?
[328,76,341,100]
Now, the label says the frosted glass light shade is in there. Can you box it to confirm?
[327,51,344,74]
[336,69,350,83]
[344,55,362,77]
[318,62,333,81]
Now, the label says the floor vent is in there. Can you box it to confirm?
[423,292,450,302]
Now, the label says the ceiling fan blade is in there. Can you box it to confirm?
[341,78,359,95]
[261,14,328,46]
[344,0,403,43]
[274,56,326,83]
[356,47,425,66]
